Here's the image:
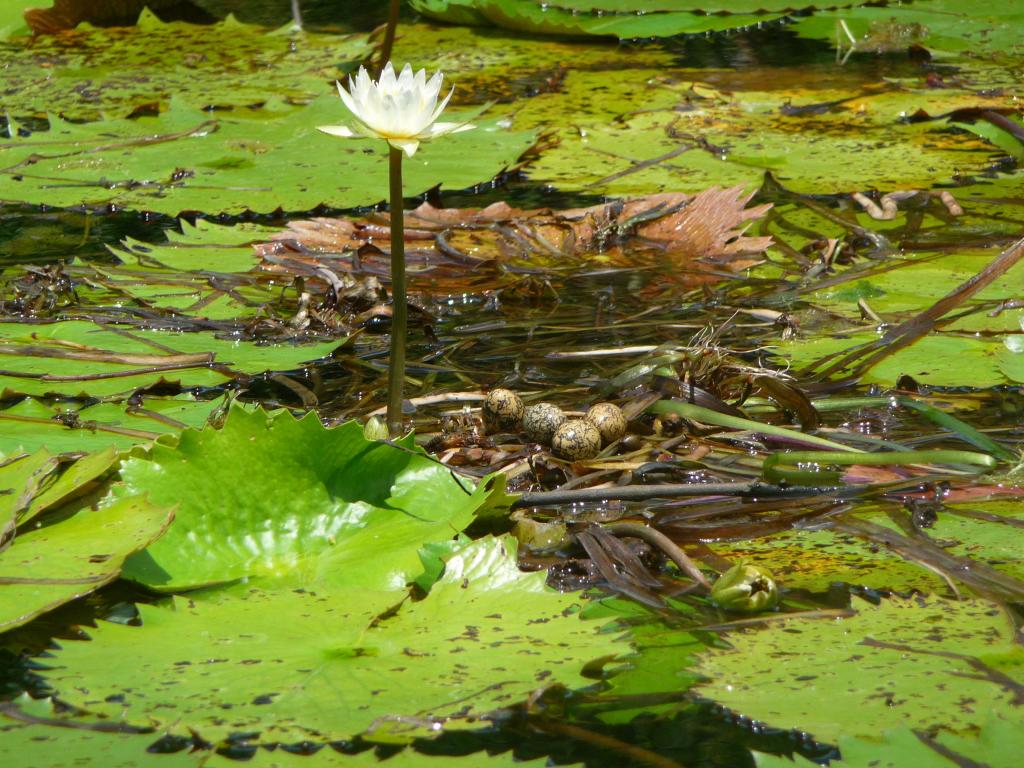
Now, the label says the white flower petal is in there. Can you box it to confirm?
[428,86,455,126]
[325,61,473,148]
[427,121,475,138]
[335,81,361,120]
[424,71,443,104]
[379,61,397,89]
[397,63,415,90]
[388,137,421,157]
[317,124,357,137]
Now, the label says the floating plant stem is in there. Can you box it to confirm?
[762,449,997,484]
[378,0,401,78]
[650,399,861,453]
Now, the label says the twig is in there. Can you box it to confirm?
[602,522,710,588]
[585,144,694,188]
[512,481,844,508]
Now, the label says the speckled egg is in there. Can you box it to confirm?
[522,403,566,443]
[551,419,602,461]
[585,402,627,446]
[482,388,525,432]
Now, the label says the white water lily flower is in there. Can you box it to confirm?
[318,62,473,157]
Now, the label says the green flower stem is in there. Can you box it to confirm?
[387,145,407,437]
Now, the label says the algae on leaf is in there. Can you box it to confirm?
[0,9,370,120]
[504,69,1011,198]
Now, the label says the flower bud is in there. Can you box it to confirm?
[711,562,780,613]
[363,416,389,442]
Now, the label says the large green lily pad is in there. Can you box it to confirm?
[115,406,502,591]
[36,409,627,743]
[43,535,626,744]
[411,0,883,39]
[694,595,1024,744]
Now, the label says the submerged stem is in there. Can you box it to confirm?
[387,146,407,437]
[378,0,401,78]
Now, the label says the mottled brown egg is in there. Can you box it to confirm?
[551,419,602,461]
[482,388,525,432]
[585,402,627,446]
[522,402,566,443]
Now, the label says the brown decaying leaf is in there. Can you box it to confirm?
[254,186,773,286]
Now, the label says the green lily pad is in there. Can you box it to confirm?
[588,601,706,724]
[717,496,1024,597]
[0,319,340,399]
[1,10,370,120]
[0,95,536,216]
[21,445,118,525]
[780,331,1012,387]
[0,2,32,40]
[411,1,880,39]
[0,698,569,767]
[794,0,1024,61]
[0,723,197,768]
[803,716,1024,767]
[0,448,59,526]
[0,396,221,456]
[778,246,1024,386]
[115,405,503,591]
[694,595,1024,744]
[393,20,676,102]
[43,535,627,744]
[714,523,946,595]
[0,461,173,631]
[505,69,1010,197]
